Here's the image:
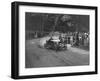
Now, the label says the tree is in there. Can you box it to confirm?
[61,15,71,22]
[52,15,60,32]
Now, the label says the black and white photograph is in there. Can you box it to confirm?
[25,13,90,68]
[11,1,97,79]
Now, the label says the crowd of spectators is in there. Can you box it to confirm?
[26,31,89,48]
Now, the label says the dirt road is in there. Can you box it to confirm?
[25,38,89,68]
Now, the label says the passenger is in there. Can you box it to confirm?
[48,37,53,42]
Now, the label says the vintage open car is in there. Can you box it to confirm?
[44,37,67,51]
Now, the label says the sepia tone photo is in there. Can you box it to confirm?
[25,12,90,68]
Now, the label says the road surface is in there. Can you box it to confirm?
[25,38,89,68]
